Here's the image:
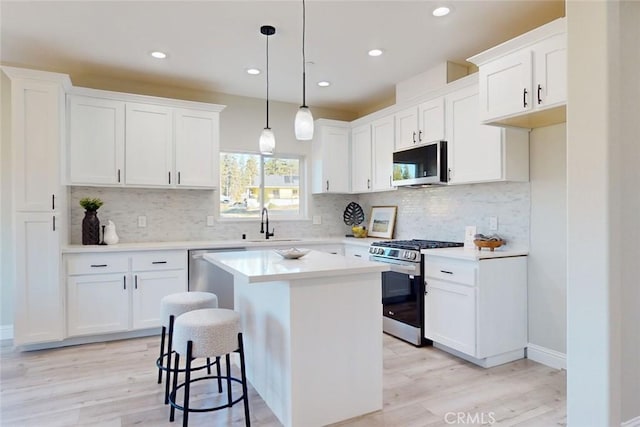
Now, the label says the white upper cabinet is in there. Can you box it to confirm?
[311,120,351,194]
[174,109,220,188]
[395,97,445,151]
[469,17,566,128]
[446,83,529,185]
[11,78,65,212]
[69,96,125,186]
[67,89,225,189]
[125,103,173,186]
[351,124,373,193]
[371,115,395,191]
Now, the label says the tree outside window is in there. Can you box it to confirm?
[220,153,302,218]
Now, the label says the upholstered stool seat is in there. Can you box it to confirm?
[169,308,250,427]
[156,292,219,404]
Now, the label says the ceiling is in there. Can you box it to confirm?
[1,1,564,115]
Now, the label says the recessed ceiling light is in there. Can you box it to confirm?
[150,51,167,59]
[317,81,331,87]
[432,6,451,17]
[246,68,261,75]
[368,49,383,57]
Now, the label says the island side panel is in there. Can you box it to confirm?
[289,272,384,426]
[234,276,293,426]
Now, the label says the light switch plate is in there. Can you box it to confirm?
[138,215,147,228]
[206,215,215,226]
[464,225,477,249]
[489,216,498,231]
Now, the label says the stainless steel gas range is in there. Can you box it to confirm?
[369,239,463,346]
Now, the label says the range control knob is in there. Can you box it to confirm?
[378,248,384,255]
[410,252,417,260]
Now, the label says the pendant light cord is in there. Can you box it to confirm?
[301,0,307,108]
[266,32,270,128]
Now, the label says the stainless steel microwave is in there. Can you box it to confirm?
[392,141,448,186]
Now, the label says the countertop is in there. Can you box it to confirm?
[421,246,529,260]
[62,237,376,253]
[203,249,389,283]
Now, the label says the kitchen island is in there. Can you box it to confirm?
[203,249,388,427]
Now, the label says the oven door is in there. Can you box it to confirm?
[381,266,422,328]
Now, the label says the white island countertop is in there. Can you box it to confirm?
[204,249,388,283]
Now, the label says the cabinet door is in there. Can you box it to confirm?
[425,279,476,356]
[131,270,186,329]
[67,273,129,336]
[125,103,173,186]
[14,213,63,345]
[312,125,350,193]
[394,107,418,151]
[478,50,533,122]
[175,109,219,188]
[344,244,370,259]
[446,85,503,184]
[533,33,566,110]
[69,95,125,185]
[418,97,445,144]
[12,80,62,211]
[371,116,395,191]
[351,125,372,193]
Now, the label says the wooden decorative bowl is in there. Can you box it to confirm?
[473,239,504,251]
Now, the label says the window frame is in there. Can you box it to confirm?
[217,151,308,222]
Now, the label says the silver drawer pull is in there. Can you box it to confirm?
[440,270,453,275]
[152,261,167,264]
[91,264,107,267]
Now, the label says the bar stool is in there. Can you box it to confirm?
[157,291,220,404]
[169,308,250,427]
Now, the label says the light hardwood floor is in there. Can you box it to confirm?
[0,334,566,426]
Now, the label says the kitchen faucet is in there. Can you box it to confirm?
[260,207,275,239]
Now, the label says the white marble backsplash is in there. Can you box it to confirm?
[70,182,530,247]
[69,188,354,244]
[358,182,530,247]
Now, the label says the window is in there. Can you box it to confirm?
[219,152,303,219]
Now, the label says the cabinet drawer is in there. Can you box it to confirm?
[66,253,129,275]
[424,257,476,286]
[131,250,186,271]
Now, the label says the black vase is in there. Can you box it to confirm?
[82,210,100,245]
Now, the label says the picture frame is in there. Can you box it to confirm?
[367,206,397,239]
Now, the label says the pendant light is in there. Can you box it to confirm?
[294,0,314,141]
[259,25,276,155]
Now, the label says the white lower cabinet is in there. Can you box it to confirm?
[424,254,527,367]
[344,243,371,259]
[65,250,187,337]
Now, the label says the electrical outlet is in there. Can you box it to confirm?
[206,215,215,226]
[464,225,477,249]
[137,215,147,228]
[313,215,322,225]
[489,216,498,231]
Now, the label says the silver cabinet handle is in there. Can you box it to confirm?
[123,275,126,290]
[117,169,121,183]
[52,194,55,210]
[168,171,171,184]
[326,180,329,191]
[178,171,181,185]
[440,270,453,275]
[90,264,107,267]
[52,215,56,231]
[419,130,423,142]
[367,179,371,189]
[152,261,167,264]
[412,131,416,143]
[134,274,138,289]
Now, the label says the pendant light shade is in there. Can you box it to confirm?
[294,106,314,140]
[294,0,314,141]
[259,128,275,155]
[260,25,276,155]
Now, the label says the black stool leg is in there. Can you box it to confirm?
[158,325,166,384]
[206,357,212,374]
[238,333,251,427]
[164,315,175,404]
[216,356,222,393]
[226,353,232,406]
[169,353,180,422]
[183,341,193,427]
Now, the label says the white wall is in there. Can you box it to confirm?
[0,72,14,330]
[528,123,566,355]
[619,1,640,422]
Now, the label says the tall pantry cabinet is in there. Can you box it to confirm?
[1,67,70,346]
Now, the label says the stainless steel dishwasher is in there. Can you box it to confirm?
[188,248,246,309]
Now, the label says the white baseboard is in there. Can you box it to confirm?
[622,416,640,427]
[0,324,14,341]
[526,343,566,370]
